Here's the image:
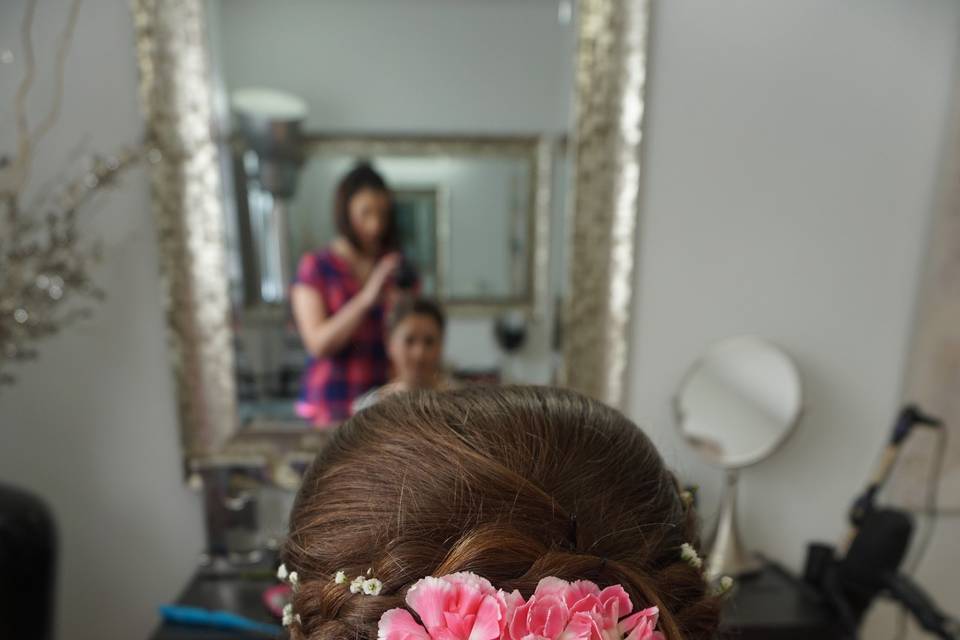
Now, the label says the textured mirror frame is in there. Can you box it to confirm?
[132,0,237,457]
[131,0,651,461]
[563,0,651,408]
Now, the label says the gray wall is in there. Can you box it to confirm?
[627,1,960,636]
[0,1,205,639]
[215,0,574,134]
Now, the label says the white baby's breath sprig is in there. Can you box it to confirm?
[334,570,347,585]
[712,575,734,596]
[288,571,299,591]
[349,575,366,594]
[281,603,301,627]
[680,542,702,569]
[276,563,289,581]
[362,578,383,596]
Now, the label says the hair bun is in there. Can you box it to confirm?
[283,386,722,639]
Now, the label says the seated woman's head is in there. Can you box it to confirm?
[386,297,446,390]
[283,386,722,640]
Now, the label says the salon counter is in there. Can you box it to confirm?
[150,561,842,639]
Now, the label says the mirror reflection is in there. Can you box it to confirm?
[675,336,803,468]
[206,0,575,429]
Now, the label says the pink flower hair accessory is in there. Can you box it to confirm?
[377,572,665,640]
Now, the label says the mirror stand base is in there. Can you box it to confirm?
[705,468,763,581]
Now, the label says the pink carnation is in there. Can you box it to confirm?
[504,577,663,640]
[378,574,664,640]
[378,572,508,640]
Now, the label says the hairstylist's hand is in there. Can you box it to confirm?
[360,252,402,308]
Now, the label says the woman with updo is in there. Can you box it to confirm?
[279,386,725,639]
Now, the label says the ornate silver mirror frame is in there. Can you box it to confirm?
[131,0,651,462]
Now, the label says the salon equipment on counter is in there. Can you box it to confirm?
[494,310,528,353]
[232,87,308,303]
[674,336,803,580]
[847,404,943,532]
[191,456,270,572]
[803,405,957,640]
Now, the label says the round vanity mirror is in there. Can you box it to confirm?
[676,336,802,468]
[674,336,803,579]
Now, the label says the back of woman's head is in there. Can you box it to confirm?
[283,386,721,639]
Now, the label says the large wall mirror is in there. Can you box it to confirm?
[132,0,650,460]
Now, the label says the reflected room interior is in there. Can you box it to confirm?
[209,4,574,433]
[1,1,960,640]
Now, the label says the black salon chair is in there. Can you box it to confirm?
[0,482,57,640]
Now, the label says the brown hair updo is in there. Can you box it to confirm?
[283,386,722,639]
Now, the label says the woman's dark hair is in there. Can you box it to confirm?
[387,297,446,336]
[283,386,722,640]
[334,162,398,253]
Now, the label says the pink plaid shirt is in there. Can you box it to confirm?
[294,249,390,427]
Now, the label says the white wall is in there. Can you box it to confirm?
[0,1,205,639]
[215,0,574,134]
[628,0,960,637]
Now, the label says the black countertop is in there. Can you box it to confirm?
[150,560,842,639]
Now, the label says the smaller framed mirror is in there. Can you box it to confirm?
[228,134,545,314]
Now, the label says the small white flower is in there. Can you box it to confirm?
[334,570,348,584]
[349,576,366,594]
[680,542,703,569]
[362,578,383,596]
[718,575,734,594]
[282,603,296,627]
[366,567,373,576]
[288,571,299,591]
[276,563,289,581]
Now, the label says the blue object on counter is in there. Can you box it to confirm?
[160,604,283,636]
